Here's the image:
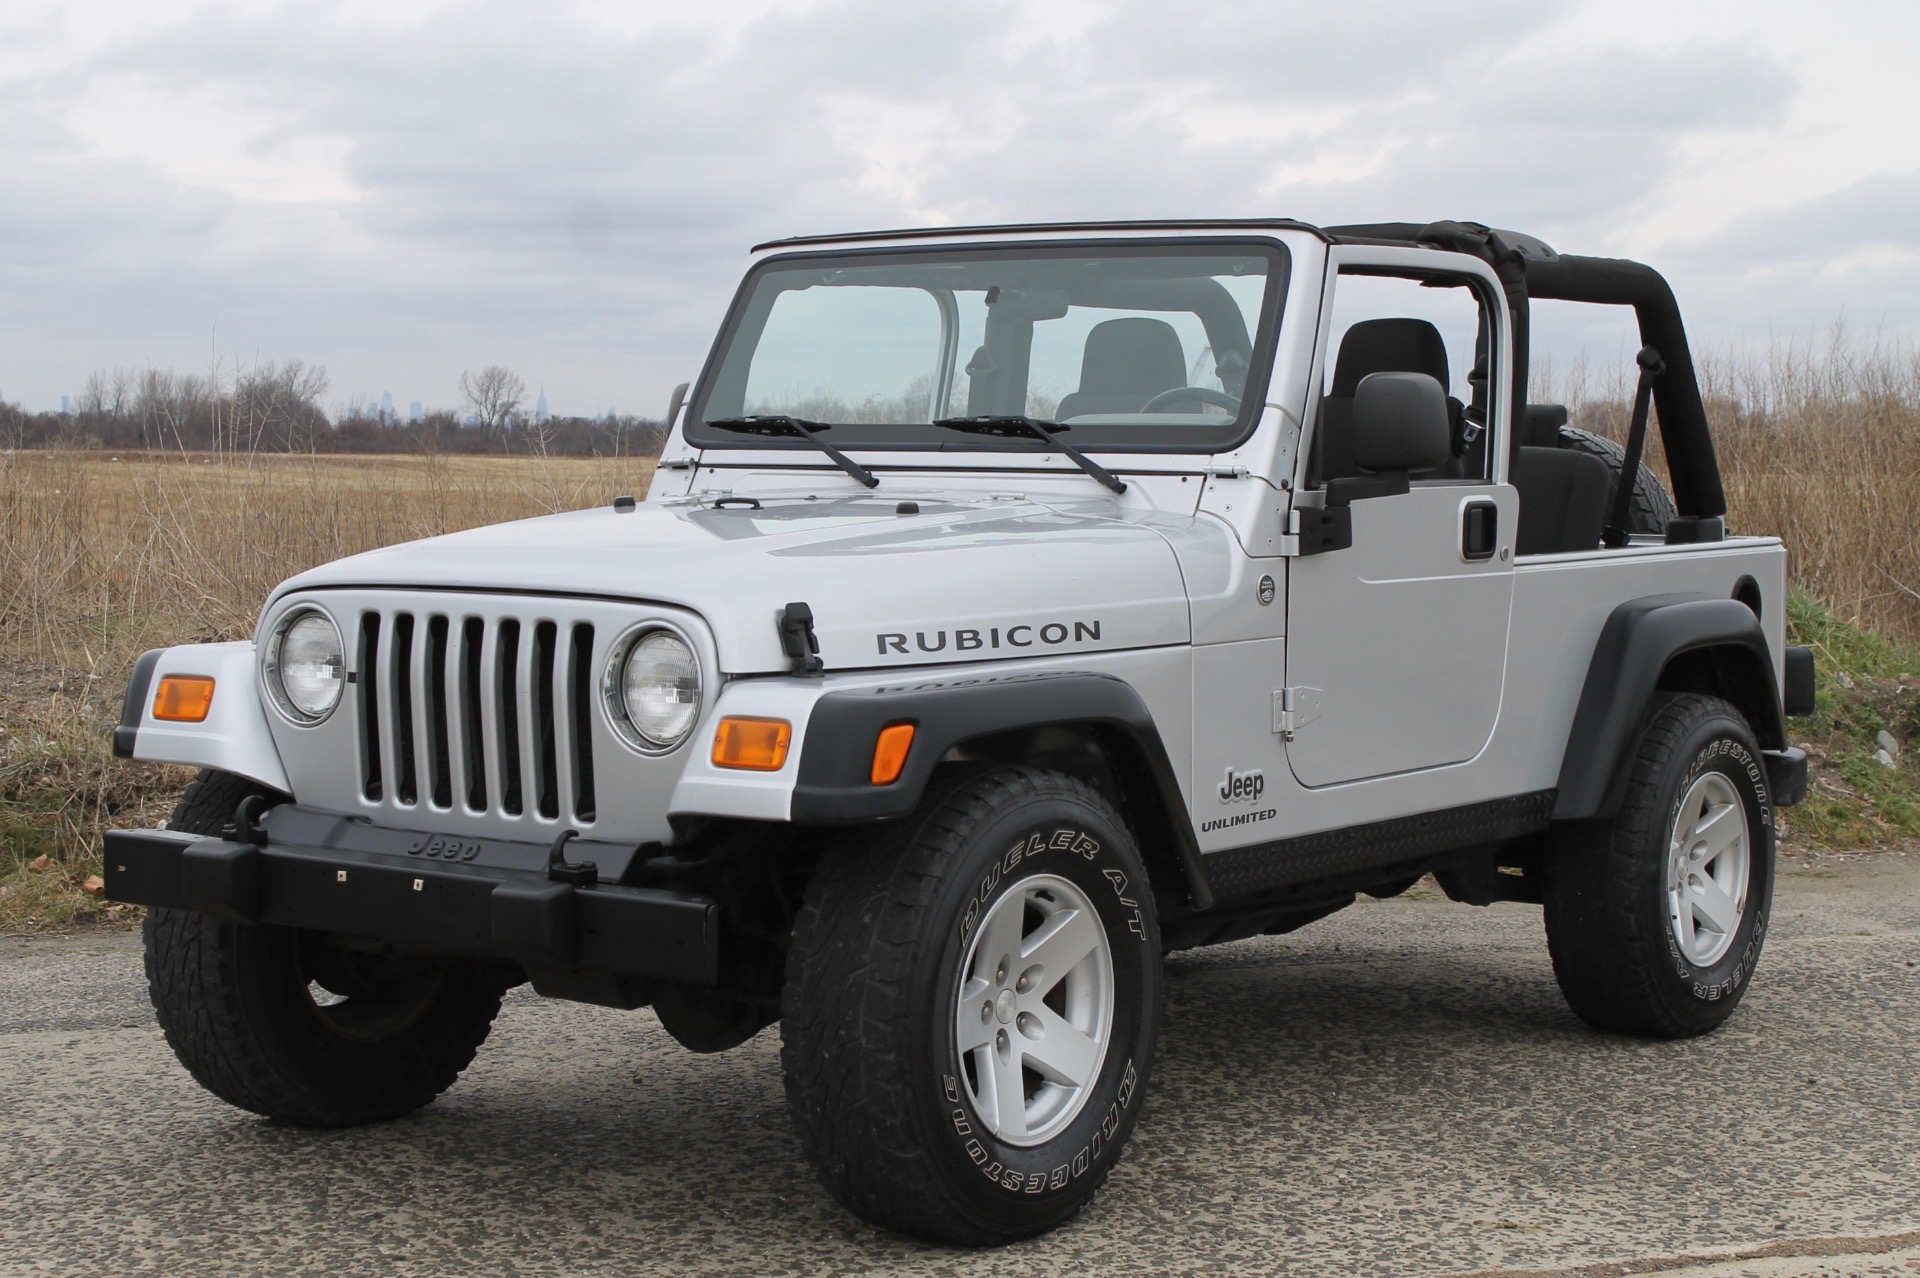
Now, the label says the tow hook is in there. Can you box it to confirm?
[228,795,272,847]
[546,829,599,887]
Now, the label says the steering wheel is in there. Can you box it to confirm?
[1139,386,1241,414]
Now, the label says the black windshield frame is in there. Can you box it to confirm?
[683,237,1292,457]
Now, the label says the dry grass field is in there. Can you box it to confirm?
[1,450,655,926]
[1547,331,1920,649]
[3,336,1919,928]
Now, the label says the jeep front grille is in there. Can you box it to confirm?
[356,609,597,826]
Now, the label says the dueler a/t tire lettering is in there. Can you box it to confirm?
[1543,694,1775,1038]
[780,766,1162,1244]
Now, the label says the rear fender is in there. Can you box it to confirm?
[1554,594,1786,820]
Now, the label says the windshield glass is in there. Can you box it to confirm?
[686,239,1289,454]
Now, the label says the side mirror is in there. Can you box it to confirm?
[1351,371,1452,472]
[1327,372,1452,506]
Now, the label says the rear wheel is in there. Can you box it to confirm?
[143,769,507,1126]
[780,766,1161,1244]
[1543,695,1775,1037]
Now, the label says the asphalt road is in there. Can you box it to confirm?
[4,854,1918,1278]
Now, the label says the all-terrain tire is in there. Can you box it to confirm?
[1543,695,1776,1038]
[143,768,506,1126]
[1558,425,1678,536]
[780,766,1161,1245]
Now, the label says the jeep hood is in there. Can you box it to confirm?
[273,492,1194,673]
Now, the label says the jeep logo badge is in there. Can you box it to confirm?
[1218,767,1265,804]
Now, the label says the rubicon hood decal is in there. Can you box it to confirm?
[876,619,1106,656]
[273,492,1194,674]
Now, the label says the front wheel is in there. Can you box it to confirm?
[1543,694,1776,1037]
[143,769,508,1126]
[780,766,1161,1244]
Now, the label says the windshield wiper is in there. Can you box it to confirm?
[702,415,879,489]
[932,416,1127,494]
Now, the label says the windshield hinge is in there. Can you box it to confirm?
[1272,686,1323,741]
[1203,466,1250,479]
[659,455,698,470]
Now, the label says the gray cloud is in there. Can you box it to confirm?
[1084,0,1570,98]
[0,0,1860,416]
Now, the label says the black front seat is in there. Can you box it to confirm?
[1316,318,1452,481]
[1053,318,1187,420]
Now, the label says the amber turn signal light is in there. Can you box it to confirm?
[711,717,791,771]
[152,675,216,723]
[870,722,916,786]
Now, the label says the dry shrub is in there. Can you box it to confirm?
[1538,326,1920,648]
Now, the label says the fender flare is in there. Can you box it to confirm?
[113,642,293,795]
[1554,594,1786,821]
[789,670,1212,908]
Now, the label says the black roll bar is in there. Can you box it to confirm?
[1327,221,1726,519]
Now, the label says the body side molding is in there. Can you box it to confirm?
[1203,790,1557,902]
[1554,594,1786,821]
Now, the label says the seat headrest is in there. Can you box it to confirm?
[1077,318,1187,397]
[1331,318,1450,397]
[1522,403,1569,449]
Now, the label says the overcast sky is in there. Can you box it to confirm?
[3,0,1916,418]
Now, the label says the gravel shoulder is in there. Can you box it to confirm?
[2,853,1916,1277]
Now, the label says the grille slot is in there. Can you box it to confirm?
[568,623,597,823]
[532,620,560,820]
[356,609,596,825]
[391,613,418,807]
[459,618,487,812]
[358,613,383,801]
[425,615,453,810]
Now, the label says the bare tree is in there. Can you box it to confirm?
[226,359,330,453]
[459,366,525,439]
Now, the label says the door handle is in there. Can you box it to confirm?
[1462,500,1498,561]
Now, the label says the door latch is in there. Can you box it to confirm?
[1273,686,1323,741]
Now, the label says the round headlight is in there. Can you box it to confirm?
[610,629,701,751]
[267,609,345,723]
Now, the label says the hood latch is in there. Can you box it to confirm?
[780,601,824,675]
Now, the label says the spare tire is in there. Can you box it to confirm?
[1557,426,1676,536]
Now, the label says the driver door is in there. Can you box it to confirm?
[1283,251,1517,789]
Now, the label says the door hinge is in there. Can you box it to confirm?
[1272,686,1323,741]
[1284,507,1351,556]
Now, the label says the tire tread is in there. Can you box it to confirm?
[144,769,501,1127]
[780,766,1131,1243]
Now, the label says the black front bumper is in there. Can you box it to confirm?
[102,807,718,985]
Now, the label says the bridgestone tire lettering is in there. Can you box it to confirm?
[780,765,1162,1245]
[1543,694,1776,1038]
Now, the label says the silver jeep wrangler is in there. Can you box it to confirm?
[108,218,1814,1244]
